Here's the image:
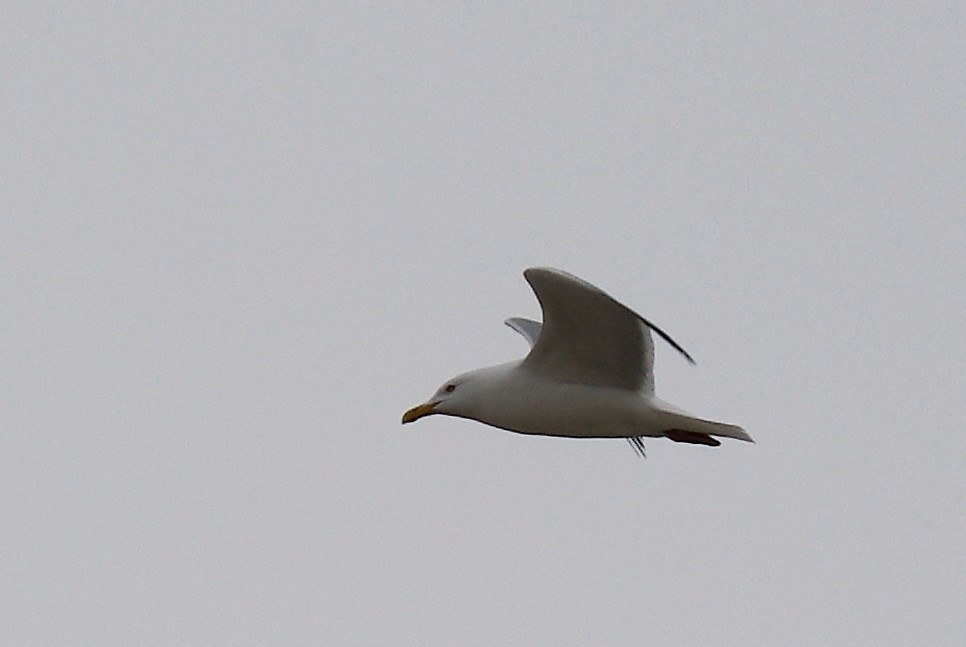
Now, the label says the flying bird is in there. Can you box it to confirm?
[402,267,753,457]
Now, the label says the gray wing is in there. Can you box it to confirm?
[504,317,542,348]
[519,267,694,393]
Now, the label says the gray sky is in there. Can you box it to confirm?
[3,3,964,645]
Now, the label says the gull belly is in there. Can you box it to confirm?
[466,365,673,439]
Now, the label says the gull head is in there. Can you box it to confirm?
[401,364,513,425]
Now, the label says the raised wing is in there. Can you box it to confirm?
[504,317,542,348]
[519,267,694,392]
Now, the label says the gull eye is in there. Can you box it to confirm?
[444,383,456,393]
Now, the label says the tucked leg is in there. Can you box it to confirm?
[664,429,721,446]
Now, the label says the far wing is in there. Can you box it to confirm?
[504,317,542,348]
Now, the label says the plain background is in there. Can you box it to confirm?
[3,3,964,645]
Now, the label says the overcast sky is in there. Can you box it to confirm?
[3,3,964,645]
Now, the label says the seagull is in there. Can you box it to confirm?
[402,267,753,457]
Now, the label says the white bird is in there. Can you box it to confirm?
[402,267,753,457]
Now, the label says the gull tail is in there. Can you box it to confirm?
[666,419,753,445]
[651,398,754,445]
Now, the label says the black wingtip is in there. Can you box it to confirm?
[627,437,647,459]
[641,316,696,365]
